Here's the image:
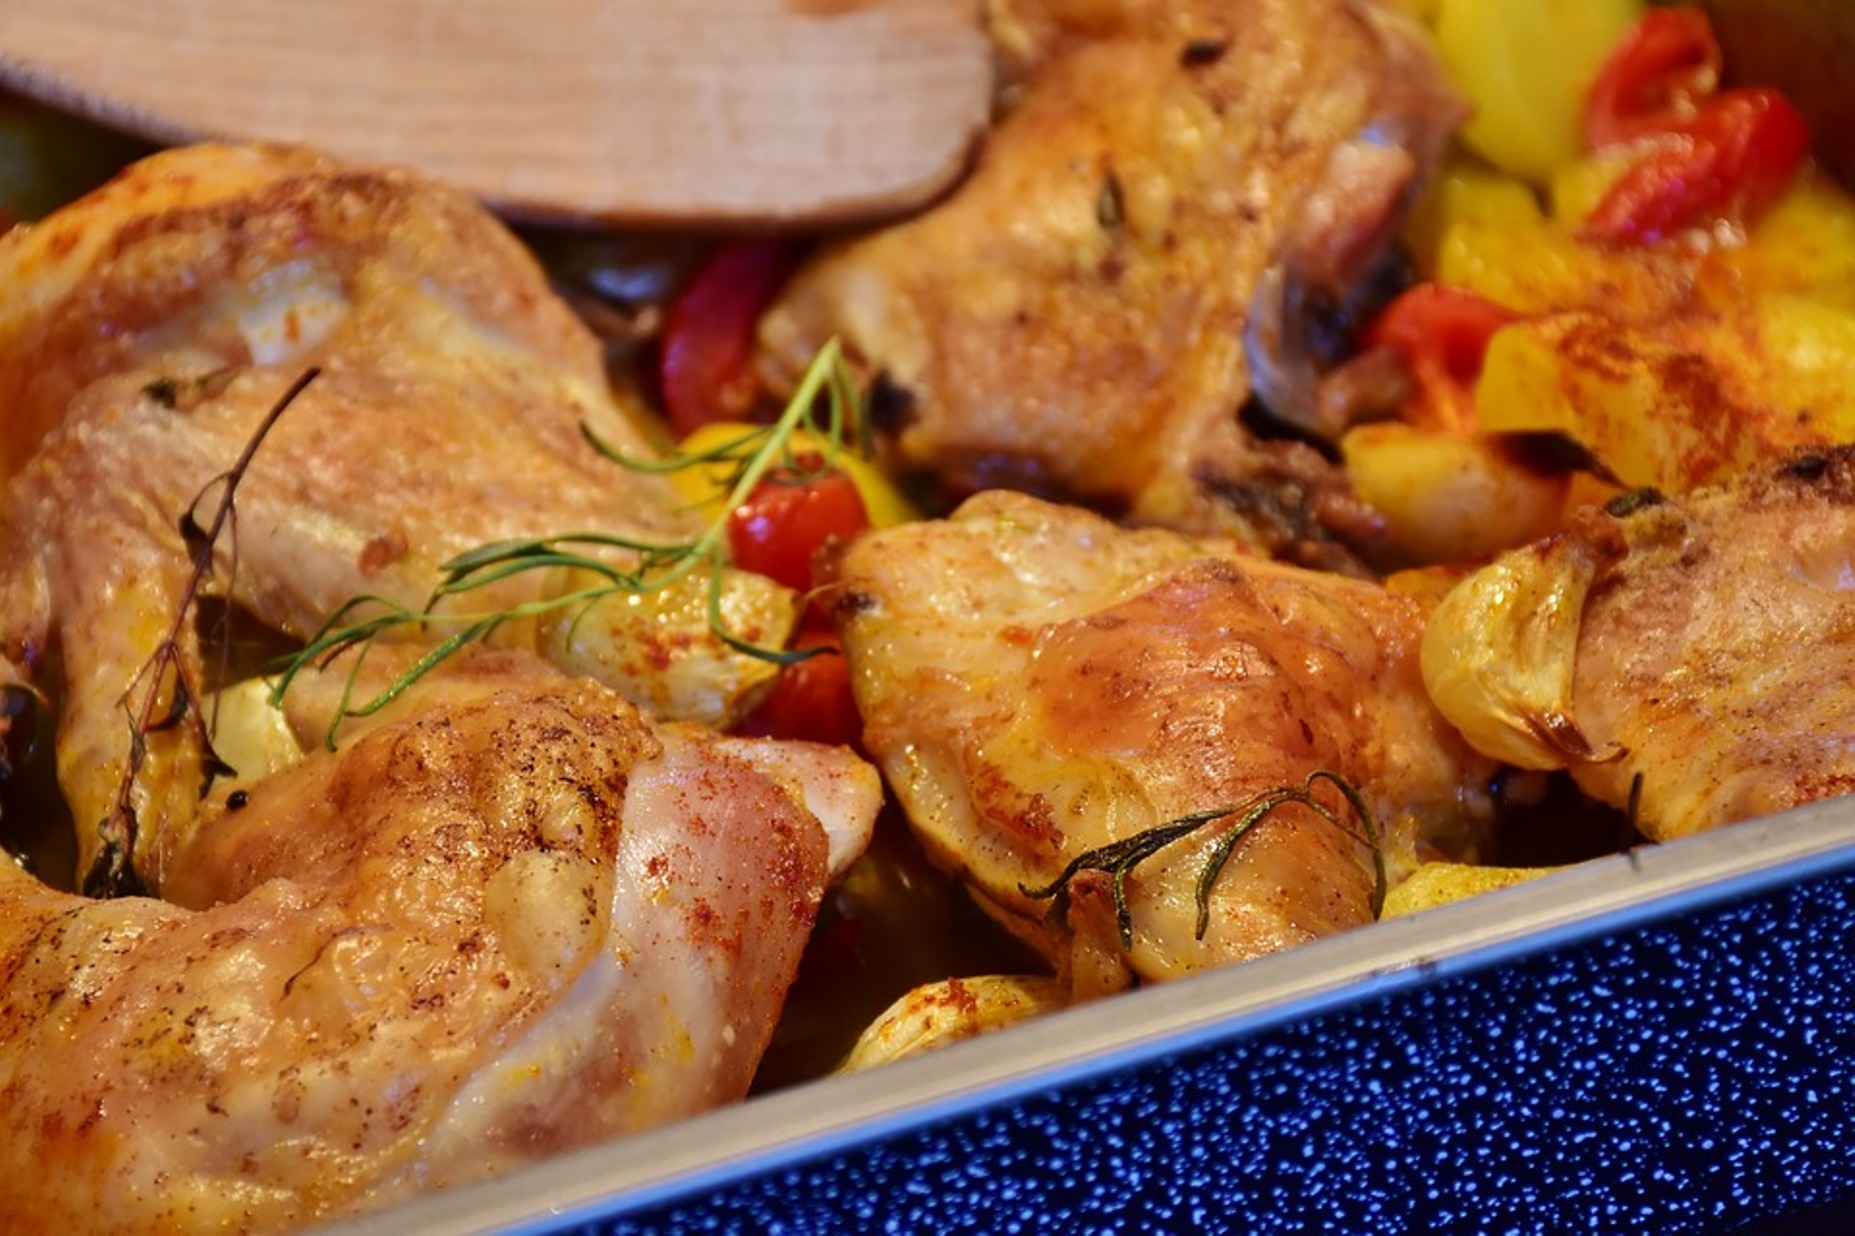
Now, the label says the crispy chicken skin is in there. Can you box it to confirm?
[759,0,1460,564]
[830,491,1495,990]
[1423,446,1855,841]
[0,144,794,888]
[0,665,879,1234]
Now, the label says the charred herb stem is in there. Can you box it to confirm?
[1019,770,1384,950]
[86,368,317,897]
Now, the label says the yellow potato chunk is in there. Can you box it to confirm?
[1434,0,1644,183]
[1343,422,1569,565]
[1476,301,1855,492]
[1438,211,1677,317]
[837,975,1068,1071]
[1382,862,1561,918]
[1548,149,1634,225]
[1402,159,1545,278]
[1719,170,1855,314]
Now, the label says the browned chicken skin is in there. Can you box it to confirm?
[0,144,795,891]
[0,664,878,1233]
[759,0,1460,565]
[1424,446,1855,841]
[0,146,888,1231]
[831,491,1496,992]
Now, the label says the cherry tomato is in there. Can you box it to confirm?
[674,422,921,530]
[726,458,871,595]
[1583,6,1721,150]
[737,627,862,748]
[658,239,795,437]
[1364,283,1519,433]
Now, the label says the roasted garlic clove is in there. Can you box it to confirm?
[538,567,794,729]
[1420,527,1623,770]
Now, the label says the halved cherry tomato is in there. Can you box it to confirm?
[726,456,872,595]
[1364,283,1520,433]
[1582,7,1811,245]
[736,627,862,748]
[658,239,795,436]
[1583,6,1720,150]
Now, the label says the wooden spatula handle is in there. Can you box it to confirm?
[0,0,992,226]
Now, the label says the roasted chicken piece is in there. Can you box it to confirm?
[0,660,880,1234]
[0,143,887,1230]
[830,491,1496,992]
[0,144,794,890]
[1423,446,1855,841]
[759,0,1461,564]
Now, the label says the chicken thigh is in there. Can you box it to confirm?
[0,664,879,1233]
[0,144,794,891]
[1423,445,1855,841]
[830,491,1496,992]
[759,0,1461,564]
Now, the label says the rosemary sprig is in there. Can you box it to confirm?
[270,340,865,749]
[86,367,317,897]
[1019,770,1385,950]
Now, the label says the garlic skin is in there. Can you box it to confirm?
[1420,525,1622,773]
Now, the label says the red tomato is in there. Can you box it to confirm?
[658,239,795,437]
[726,458,871,595]
[737,627,862,748]
[1584,6,1721,150]
[1364,283,1519,433]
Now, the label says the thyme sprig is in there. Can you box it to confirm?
[87,367,317,898]
[270,340,864,749]
[1020,770,1385,950]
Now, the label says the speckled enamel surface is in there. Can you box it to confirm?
[596,870,1855,1234]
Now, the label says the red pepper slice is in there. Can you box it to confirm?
[1584,6,1721,150]
[658,239,794,437]
[1586,88,1811,245]
[726,456,872,596]
[736,626,863,748]
[1363,283,1519,433]
[1582,7,1811,245]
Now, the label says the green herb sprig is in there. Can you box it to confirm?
[269,340,864,749]
[1020,770,1385,950]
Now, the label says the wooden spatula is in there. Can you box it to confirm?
[0,0,992,227]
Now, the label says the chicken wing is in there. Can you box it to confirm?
[1422,446,1855,840]
[0,666,879,1234]
[829,491,1496,991]
[0,144,794,890]
[759,0,1461,564]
